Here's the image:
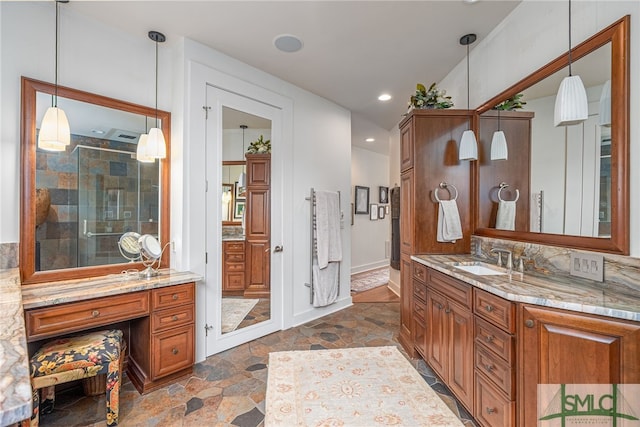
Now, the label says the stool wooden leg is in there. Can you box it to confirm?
[105,356,121,426]
[30,386,39,427]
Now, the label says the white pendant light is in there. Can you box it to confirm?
[554,0,588,127]
[490,110,508,160]
[146,31,167,159]
[599,79,611,127]
[136,134,155,163]
[458,33,478,161]
[38,0,70,152]
[237,124,247,188]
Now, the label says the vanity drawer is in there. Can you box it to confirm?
[225,242,245,252]
[225,262,245,272]
[475,374,515,427]
[225,252,245,263]
[413,281,427,303]
[428,268,472,309]
[475,317,514,364]
[152,283,195,310]
[151,304,194,333]
[25,291,150,342]
[475,345,515,398]
[151,324,194,379]
[474,288,515,333]
[412,262,427,283]
[413,297,426,323]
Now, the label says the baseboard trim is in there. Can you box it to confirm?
[351,260,389,275]
[387,278,400,296]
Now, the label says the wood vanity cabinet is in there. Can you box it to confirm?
[412,261,427,358]
[244,153,270,298]
[425,268,474,411]
[519,304,640,427]
[398,110,473,355]
[222,240,246,295]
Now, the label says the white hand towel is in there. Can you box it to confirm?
[437,200,463,243]
[496,200,516,231]
[312,256,340,307]
[315,191,342,269]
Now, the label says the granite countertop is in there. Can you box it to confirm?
[412,254,640,322]
[21,269,203,310]
[222,235,245,242]
[0,269,31,426]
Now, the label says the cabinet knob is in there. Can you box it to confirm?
[445,307,451,314]
[485,364,494,372]
[172,348,179,355]
[437,303,443,310]
[172,315,179,321]
[485,335,495,343]
[525,319,535,328]
[486,407,496,414]
[172,294,179,300]
[91,310,100,318]
[485,305,494,312]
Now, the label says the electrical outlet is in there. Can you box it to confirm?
[569,252,604,282]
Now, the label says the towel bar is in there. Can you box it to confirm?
[434,182,458,202]
[498,182,520,202]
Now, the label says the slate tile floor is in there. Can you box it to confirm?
[39,302,476,426]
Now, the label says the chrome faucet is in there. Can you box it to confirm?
[490,248,513,271]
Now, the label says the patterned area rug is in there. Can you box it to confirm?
[265,346,464,426]
[350,267,389,293]
[221,298,259,333]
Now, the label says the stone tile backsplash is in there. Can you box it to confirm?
[471,236,640,294]
[0,242,18,269]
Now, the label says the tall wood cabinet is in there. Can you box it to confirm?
[244,153,270,298]
[398,109,474,354]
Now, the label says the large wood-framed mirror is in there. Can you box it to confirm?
[474,15,629,254]
[20,77,171,284]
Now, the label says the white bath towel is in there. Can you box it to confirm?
[437,200,463,243]
[314,190,342,269]
[312,257,340,307]
[496,200,516,231]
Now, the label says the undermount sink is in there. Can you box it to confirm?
[445,261,508,276]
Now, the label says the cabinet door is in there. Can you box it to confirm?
[244,240,270,297]
[245,188,270,238]
[519,304,640,426]
[426,290,447,380]
[398,254,415,356]
[448,299,474,411]
[400,121,414,171]
[400,171,414,254]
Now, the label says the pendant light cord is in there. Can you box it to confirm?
[568,0,573,76]
[54,0,59,108]
[466,43,470,111]
[154,39,159,127]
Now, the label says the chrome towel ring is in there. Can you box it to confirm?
[498,182,519,202]
[434,182,458,202]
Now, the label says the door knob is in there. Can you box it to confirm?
[274,245,283,253]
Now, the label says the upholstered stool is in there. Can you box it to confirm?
[29,329,124,426]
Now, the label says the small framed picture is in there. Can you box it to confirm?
[235,182,246,200]
[379,186,389,204]
[351,203,354,226]
[234,200,245,220]
[385,205,390,215]
[378,205,386,219]
[370,203,378,220]
[355,186,369,214]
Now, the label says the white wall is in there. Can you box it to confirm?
[439,0,640,255]
[351,146,390,273]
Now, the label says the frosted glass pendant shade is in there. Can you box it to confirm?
[599,79,611,127]
[146,127,167,159]
[458,130,478,161]
[38,107,70,151]
[554,75,588,126]
[490,131,508,160]
[136,134,155,163]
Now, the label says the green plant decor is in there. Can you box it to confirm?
[246,135,271,154]
[494,93,526,111]
[409,83,454,109]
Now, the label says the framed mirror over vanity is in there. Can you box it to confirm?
[474,15,629,255]
[20,77,171,284]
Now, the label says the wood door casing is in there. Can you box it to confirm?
[519,304,640,426]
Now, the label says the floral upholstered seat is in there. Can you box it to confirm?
[29,329,124,426]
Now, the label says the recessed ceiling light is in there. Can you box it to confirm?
[365,138,375,142]
[378,94,392,101]
[91,129,105,135]
[273,34,303,53]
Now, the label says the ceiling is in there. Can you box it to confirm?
[67,1,522,153]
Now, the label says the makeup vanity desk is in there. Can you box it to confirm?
[21,269,202,395]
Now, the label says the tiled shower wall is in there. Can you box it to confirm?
[472,235,640,294]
